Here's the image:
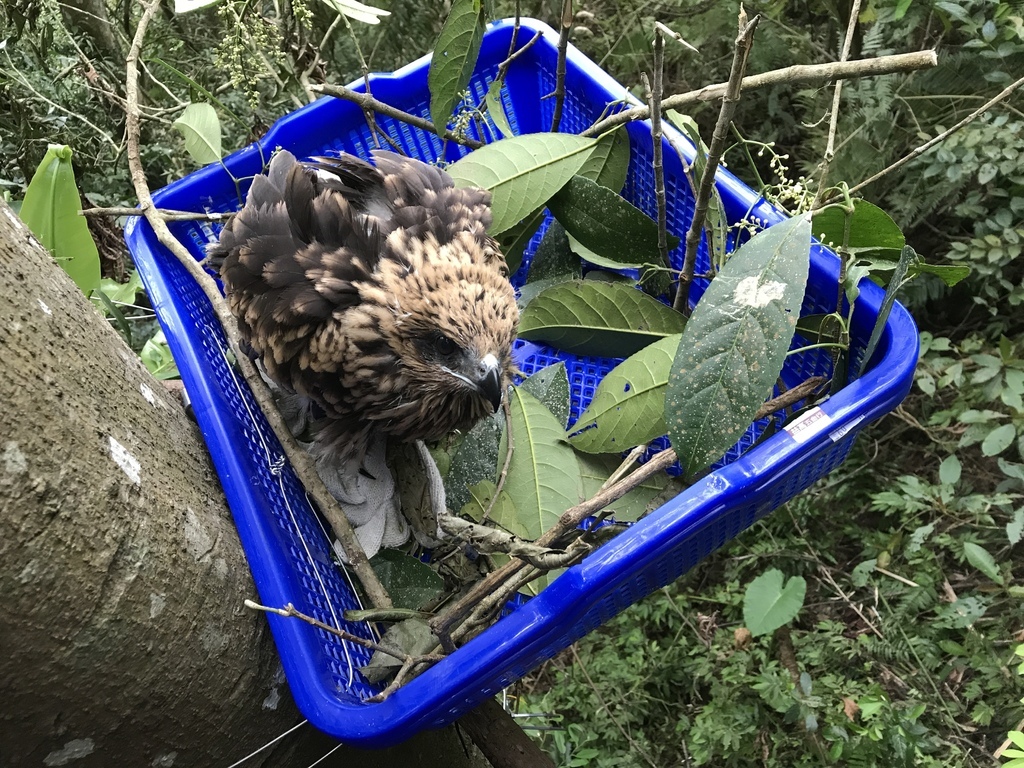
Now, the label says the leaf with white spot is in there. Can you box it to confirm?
[172,102,222,166]
[665,214,811,477]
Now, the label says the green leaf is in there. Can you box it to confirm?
[909,262,971,287]
[140,331,180,380]
[484,78,515,139]
[576,129,630,193]
[316,0,391,25]
[19,144,101,294]
[519,281,687,358]
[428,0,485,133]
[665,215,811,477]
[95,271,144,306]
[548,175,679,267]
[577,453,674,522]
[963,542,1003,584]
[812,199,906,257]
[525,220,581,285]
[939,454,962,485]
[369,549,443,610]
[520,362,571,429]
[498,386,584,540]
[448,134,600,235]
[667,110,728,268]
[1007,509,1024,546]
[567,334,681,454]
[858,245,915,377]
[172,102,222,166]
[445,412,502,513]
[982,423,1016,456]
[461,479,517,523]
[743,569,807,637]
[497,208,545,275]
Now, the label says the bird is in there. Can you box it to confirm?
[207,148,519,473]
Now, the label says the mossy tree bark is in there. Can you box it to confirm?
[0,200,489,768]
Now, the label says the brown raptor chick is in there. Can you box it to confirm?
[207,149,519,465]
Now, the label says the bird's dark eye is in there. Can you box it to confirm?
[434,334,458,356]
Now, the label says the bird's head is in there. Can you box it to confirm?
[356,230,519,439]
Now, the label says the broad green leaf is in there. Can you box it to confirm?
[461,479,517,523]
[577,453,675,522]
[909,262,970,287]
[445,412,502,513]
[497,208,545,275]
[665,214,811,477]
[939,454,962,485]
[526,221,581,285]
[96,271,144,307]
[484,78,515,139]
[498,386,583,540]
[1008,509,1024,546]
[567,334,681,453]
[172,102,222,166]
[520,362,570,429]
[566,230,632,271]
[448,134,600,235]
[428,0,485,133]
[549,175,679,267]
[519,281,687,358]
[369,550,443,610]
[360,618,436,683]
[743,569,807,637]
[19,144,101,294]
[140,331,180,380]
[963,542,1003,584]
[982,423,1015,456]
[812,199,905,257]
[576,129,630,193]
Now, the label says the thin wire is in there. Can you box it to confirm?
[306,742,345,768]
[215,334,356,686]
[223,719,308,768]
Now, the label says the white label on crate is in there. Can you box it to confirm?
[829,415,865,443]
[784,406,832,444]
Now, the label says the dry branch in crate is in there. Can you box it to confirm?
[125,0,392,610]
[675,11,759,314]
[81,206,229,221]
[548,0,573,132]
[642,24,670,272]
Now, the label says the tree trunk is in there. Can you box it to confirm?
[59,0,124,65]
[0,201,490,768]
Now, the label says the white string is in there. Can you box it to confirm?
[305,742,345,767]
[215,335,357,686]
[223,719,308,768]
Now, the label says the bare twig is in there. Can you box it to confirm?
[811,0,863,209]
[126,0,391,610]
[643,27,669,271]
[753,376,827,420]
[843,72,1024,197]
[496,30,543,80]
[654,21,698,53]
[674,11,759,314]
[581,50,938,138]
[80,206,230,222]
[549,0,573,132]
[310,83,484,149]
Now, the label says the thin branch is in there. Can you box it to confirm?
[811,0,863,209]
[483,398,514,522]
[126,0,392,610]
[581,50,938,138]
[549,0,573,132]
[310,83,483,149]
[843,72,1024,197]
[644,26,669,271]
[80,206,230,221]
[654,21,698,53]
[497,29,542,80]
[674,12,759,314]
[753,376,827,420]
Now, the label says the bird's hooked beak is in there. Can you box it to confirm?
[475,353,503,413]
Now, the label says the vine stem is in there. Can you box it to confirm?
[125,0,391,610]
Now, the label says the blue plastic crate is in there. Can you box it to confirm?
[123,18,919,747]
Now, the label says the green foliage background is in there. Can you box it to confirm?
[2,0,1022,765]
